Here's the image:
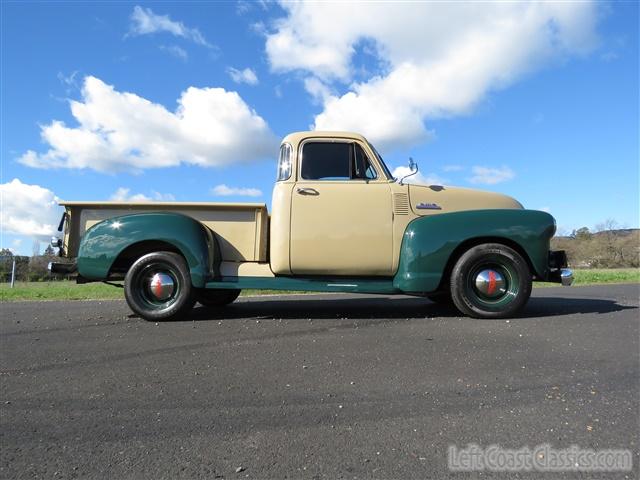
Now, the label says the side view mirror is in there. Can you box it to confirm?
[399,157,419,185]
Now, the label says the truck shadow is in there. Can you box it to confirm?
[183,294,636,322]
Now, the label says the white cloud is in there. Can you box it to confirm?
[303,77,332,103]
[19,76,278,172]
[210,184,262,197]
[468,166,515,185]
[265,2,599,150]
[227,67,259,86]
[109,188,175,202]
[0,179,62,240]
[442,164,464,172]
[129,5,212,47]
[391,166,447,186]
[160,44,188,61]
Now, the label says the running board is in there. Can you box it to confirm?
[205,276,399,295]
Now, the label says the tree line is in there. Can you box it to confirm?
[551,220,639,268]
[0,246,68,282]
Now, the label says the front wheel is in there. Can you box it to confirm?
[124,251,195,321]
[450,243,532,319]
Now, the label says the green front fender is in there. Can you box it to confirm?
[393,209,556,293]
[77,212,213,287]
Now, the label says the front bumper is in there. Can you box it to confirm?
[546,250,574,286]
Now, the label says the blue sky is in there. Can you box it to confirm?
[1,1,638,255]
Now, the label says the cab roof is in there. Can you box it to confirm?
[281,131,369,146]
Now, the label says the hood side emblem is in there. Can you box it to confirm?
[416,202,442,210]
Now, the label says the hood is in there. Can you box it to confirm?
[407,184,523,216]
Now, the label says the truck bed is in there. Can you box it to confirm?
[60,202,269,263]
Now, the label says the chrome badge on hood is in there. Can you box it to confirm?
[416,202,442,210]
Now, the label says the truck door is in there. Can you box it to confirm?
[290,139,393,276]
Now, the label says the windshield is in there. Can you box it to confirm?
[367,141,394,181]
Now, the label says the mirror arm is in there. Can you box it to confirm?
[399,157,419,185]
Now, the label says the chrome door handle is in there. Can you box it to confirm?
[296,187,319,196]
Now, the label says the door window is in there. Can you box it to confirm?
[301,142,378,181]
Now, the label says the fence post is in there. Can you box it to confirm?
[10,259,16,288]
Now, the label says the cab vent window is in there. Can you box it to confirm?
[353,144,377,180]
[277,143,292,181]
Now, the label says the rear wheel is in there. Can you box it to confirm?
[197,289,241,307]
[450,243,532,319]
[124,251,195,321]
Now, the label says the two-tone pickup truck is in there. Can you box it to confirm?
[50,131,573,320]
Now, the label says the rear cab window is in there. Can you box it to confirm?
[277,143,293,181]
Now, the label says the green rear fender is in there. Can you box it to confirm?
[77,212,213,287]
[393,209,556,293]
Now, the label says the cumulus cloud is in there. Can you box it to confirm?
[468,166,515,185]
[129,5,212,47]
[304,77,333,103]
[19,76,278,172]
[391,166,447,186]
[0,179,62,240]
[227,67,259,85]
[210,184,262,197]
[265,2,599,150]
[110,188,175,202]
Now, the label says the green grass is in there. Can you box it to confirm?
[1,268,638,302]
[0,280,310,302]
[535,268,640,288]
[0,280,124,302]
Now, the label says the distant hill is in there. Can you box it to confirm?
[552,228,639,268]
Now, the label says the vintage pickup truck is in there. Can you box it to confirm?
[50,131,573,320]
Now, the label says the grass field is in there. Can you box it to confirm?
[1,268,638,302]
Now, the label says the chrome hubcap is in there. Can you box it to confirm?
[148,273,175,301]
[474,269,506,298]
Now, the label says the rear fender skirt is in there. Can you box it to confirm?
[77,212,214,287]
[393,209,556,293]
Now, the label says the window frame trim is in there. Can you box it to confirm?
[296,137,384,183]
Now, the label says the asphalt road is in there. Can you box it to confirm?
[1,284,639,479]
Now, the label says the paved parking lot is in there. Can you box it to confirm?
[1,284,638,479]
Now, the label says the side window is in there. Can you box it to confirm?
[277,143,292,181]
[301,142,351,180]
[301,142,379,181]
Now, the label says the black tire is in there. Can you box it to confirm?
[427,291,454,306]
[450,243,532,319]
[124,251,195,321]
[197,289,241,307]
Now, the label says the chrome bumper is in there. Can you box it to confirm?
[560,268,574,286]
[546,250,573,286]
